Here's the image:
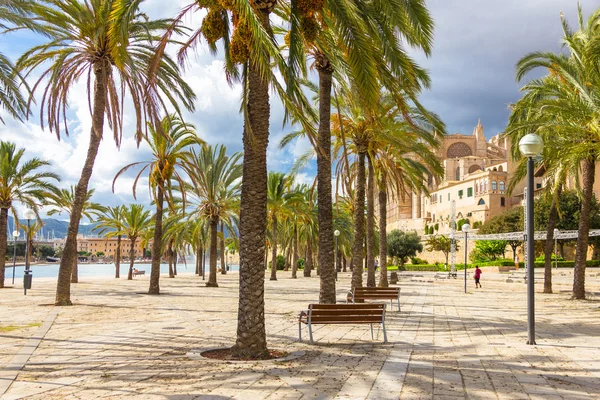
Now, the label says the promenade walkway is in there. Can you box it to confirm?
[0,268,599,399]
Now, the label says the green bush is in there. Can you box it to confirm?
[535,254,565,262]
[410,257,428,265]
[518,260,600,268]
[297,258,305,270]
[276,255,286,270]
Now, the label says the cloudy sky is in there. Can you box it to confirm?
[0,0,597,220]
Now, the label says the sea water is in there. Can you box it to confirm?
[6,261,239,280]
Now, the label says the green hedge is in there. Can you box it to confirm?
[386,259,600,272]
[520,260,600,268]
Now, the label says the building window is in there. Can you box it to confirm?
[501,197,506,206]
[536,183,542,189]
[455,167,460,181]
[439,194,442,203]
[492,181,497,191]
[467,187,473,197]
[448,193,450,201]
[478,198,485,205]
[499,181,505,191]
[458,190,463,199]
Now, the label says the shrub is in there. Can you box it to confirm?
[410,257,428,265]
[276,255,286,270]
[535,254,565,262]
[297,258,305,269]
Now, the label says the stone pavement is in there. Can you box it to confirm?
[0,267,599,399]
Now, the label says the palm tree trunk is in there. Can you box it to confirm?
[270,217,278,281]
[127,238,135,280]
[304,237,313,277]
[149,184,164,293]
[115,235,121,278]
[351,151,367,290]
[55,63,108,306]
[207,216,219,287]
[315,57,335,303]
[292,224,298,279]
[0,207,8,288]
[70,241,79,283]
[543,192,559,294]
[232,7,271,358]
[366,155,376,287]
[378,187,388,287]
[168,245,174,278]
[343,257,347,272]
[573,157,595,299]
[220,221,227,274]
[196,247,201,275]
[173,253,177,276]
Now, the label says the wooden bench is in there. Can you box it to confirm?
[298,304,387,344]
[350,287,401,312]
[132,270,145,277]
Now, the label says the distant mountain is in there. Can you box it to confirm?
[7,216,98,239]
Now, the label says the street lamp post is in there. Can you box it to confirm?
[461,223,471,293]
[23,209,36,295]
[553,228,559,269]
[334,230,340,281]
[12,230,20,285]
[519,133,544,345]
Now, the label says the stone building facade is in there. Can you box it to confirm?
[386,120,544,235]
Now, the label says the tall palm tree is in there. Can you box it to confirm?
[119,204,152,280]
[266,172,298,281]
[332,89,443,290]
[15,0,195,306]
[114,115,203,294]
[46,185,103,283]
[283,0,434,302]
[506,7,600,299]
[185,145,242,288]
[0,141,59,288]
[93,205,126,278]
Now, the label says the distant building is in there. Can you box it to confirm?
[53,235,148,258]
[386,120,544,234]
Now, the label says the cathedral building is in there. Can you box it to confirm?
[386,120,543,234]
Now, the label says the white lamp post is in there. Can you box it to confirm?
[23,209,36,295]
[519,133,544,345]
[334,229,340,281]
[12,230,20,285]
[461,223,471,293]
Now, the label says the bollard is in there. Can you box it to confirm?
[390,271,398,284]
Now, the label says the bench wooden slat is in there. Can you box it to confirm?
[311,316,383,324]
[310,304,385,309]
[307,310,384,316]
[355,288,399,292]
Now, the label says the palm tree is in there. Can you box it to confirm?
[21,219,44,262]
[46,185,103,283]
[15,0,195,306]
[0,141,59,288]
[331,89,443,290]
[93,205,126,278]
[506,7,600,299]
[283,0,434,302]
[266,172,298,281]
[119,204,152,280]
[0,0,37,123]
[185,145,242,288]
[114,115,203,294]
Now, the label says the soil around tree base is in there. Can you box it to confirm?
[201,347,288,361]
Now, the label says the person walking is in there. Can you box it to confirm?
[474,265,482,288]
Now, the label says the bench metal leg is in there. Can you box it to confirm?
[370,324,374,340]
[308,323,314,345]
[298,321,302,342]
[381,321,388,343]
[398,297,401,312]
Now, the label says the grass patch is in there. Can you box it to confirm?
[0,322,41,332]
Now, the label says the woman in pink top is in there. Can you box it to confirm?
[474,266,482,288]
